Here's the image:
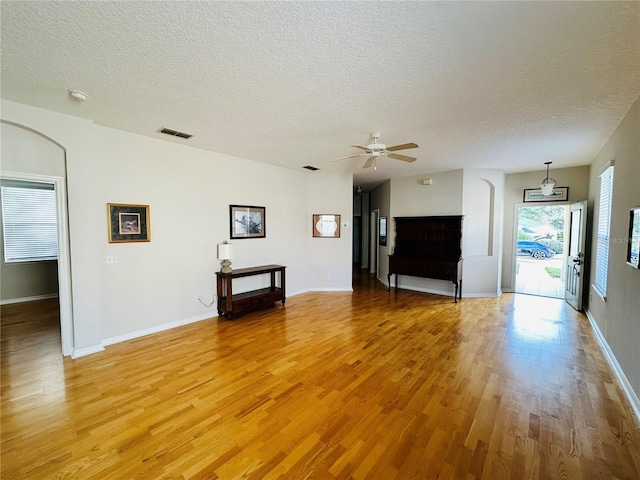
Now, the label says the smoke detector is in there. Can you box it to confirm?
[69,90,88,101]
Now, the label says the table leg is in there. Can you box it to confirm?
[281,268,286,305]
[225,277,233,313]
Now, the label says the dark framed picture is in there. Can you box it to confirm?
[627,207,640,268]
[107,203,150,243]
[379,216,387,246]
[313,214,341,238]
[230,205,265,239]
[523,186,569,203]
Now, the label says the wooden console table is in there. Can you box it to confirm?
[215,264,286,319]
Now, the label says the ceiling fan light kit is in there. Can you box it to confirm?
[333,132,419,169]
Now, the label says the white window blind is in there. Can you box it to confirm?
[593,164,614,299]
[1,183,58,263]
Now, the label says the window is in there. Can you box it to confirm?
[593,163,614,299]
[1,181,58,263]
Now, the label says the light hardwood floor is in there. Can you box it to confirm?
[2,271,639,479]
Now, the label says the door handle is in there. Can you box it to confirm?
[572,258,581,264]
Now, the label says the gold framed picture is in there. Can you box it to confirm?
[313,214,341,238]
[107,203,150,243]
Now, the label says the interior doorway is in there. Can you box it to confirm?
[0,121,73,356]
[515,204,568,299]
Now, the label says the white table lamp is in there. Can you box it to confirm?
[217,241,234,273]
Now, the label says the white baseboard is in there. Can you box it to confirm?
[585,309,640,426]
[1,293,58,305]
[102,313,214,347]
[463,292,501,298]
[306,287,354,292]
[387,283,499,299]
[72,344,105,358]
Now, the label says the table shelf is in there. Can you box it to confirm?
[215,265,286,319]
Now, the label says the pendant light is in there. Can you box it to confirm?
[540,161,556,196]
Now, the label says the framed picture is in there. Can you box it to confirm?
[107,203,150,243]
[313,214,341,238]
[379,216,387,246]
[523,187,569,203]
[230,205,265,239]
[627,207,640,268]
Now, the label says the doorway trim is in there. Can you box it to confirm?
[370,209,379,274]
[1,171,74,356]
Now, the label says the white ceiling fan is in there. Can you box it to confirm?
[332,132,419,169]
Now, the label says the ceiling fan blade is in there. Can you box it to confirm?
[363,156,376,168]
[351,144,371,152]
[386,142,419,152]
[388,153,417,163]
[330,154,368,162]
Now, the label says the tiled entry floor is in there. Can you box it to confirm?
[515,257,565,299]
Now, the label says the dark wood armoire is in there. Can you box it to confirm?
[387,215,463,302]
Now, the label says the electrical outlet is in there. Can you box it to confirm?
[106,255,117,264]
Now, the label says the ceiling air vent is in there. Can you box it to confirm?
[159,127,192,139]
[303,165,319,171]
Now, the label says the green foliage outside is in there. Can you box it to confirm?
[519,205,565,231]
[518,205,565,254]
[545,267,561,278]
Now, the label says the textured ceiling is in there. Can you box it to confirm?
[2,1,639,190]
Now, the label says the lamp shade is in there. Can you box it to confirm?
[217,242,233,260]
[540,182,555,196]
[540,161,556,196]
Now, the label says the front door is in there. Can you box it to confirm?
[565,201,587,310]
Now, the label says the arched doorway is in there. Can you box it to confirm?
[1,121,74,355]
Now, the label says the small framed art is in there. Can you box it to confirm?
[230,205,266,239]
[627,207,640,268]
[379,216,387,246]
[107,203,150,243]
[313,214,341,238]
[523,187,569,203]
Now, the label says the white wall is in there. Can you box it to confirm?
[1,99,353,355]
[462,169,505,297]
[391,170,464,218]
[586,97,640,405]
[1,121,66,176]
[307,174,353,291]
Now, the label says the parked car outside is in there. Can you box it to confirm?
[517,241,555,259]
